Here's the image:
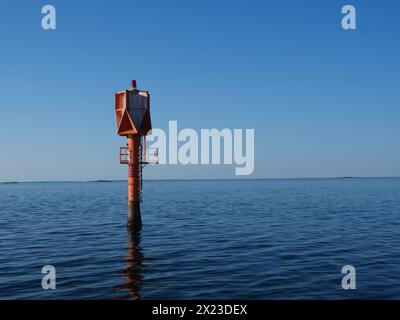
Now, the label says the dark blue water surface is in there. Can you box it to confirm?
[1,178,400,299]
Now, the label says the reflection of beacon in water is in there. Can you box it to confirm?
[115,80,157,227]
[113,226,143,300]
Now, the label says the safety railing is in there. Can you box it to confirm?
[120,147,129,164]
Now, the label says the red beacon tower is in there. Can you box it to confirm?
[115,80,156,227]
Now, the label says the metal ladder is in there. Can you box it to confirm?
[138,139,157,203]
[139,145,144,203]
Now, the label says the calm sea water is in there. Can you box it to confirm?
[1,178,400,300]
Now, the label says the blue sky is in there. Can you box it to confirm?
[0,0,399,181]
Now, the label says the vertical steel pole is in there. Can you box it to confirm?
[127,135,142,227]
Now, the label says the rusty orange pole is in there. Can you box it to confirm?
[127,135,141,226]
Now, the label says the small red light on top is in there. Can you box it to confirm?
[131,80,137,89]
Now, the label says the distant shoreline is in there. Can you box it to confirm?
[1,177,400,184]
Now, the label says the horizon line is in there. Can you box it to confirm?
[1,176,400,184]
